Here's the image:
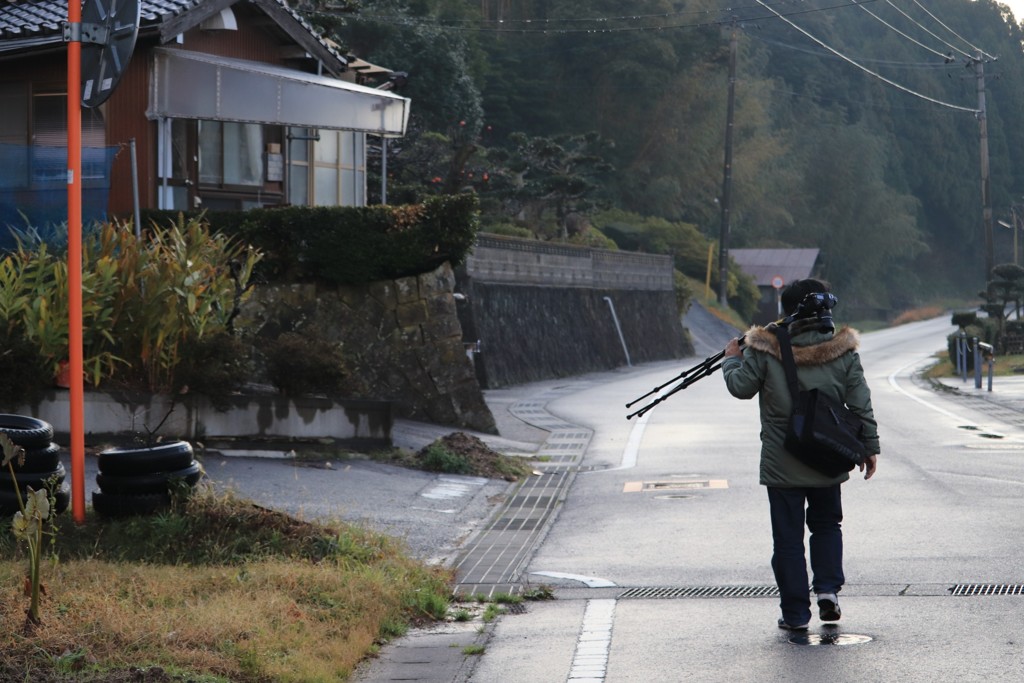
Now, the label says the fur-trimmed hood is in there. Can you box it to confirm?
[742,323,860,367]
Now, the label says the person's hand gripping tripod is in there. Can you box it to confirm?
[625,338,744,420]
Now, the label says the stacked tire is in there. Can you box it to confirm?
[93,440,204,517]
[0,414,71,516]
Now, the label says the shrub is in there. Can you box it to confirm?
[173,332,253,409]
[140,194,480,286]
[265,332,346,397]
[0,218,261,405]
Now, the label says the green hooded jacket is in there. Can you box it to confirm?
[721,319,880,488]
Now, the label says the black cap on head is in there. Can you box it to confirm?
[781,278,830,316]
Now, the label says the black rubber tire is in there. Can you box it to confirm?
[0,462,65,488]
[96,461,204,494]
[8,442,62,474]
[0,481,71,517]
[97,440,194,476]
[0,414,54,450]
[92,491,172,517]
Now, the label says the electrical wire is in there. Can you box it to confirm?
[753,0,978,113]
[882,0,972,60]
[855,2,954,60]
[317,0,882,34]
[909,0,997,60]
[747,29,957,68]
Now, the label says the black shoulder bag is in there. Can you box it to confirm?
[773,325,867,477]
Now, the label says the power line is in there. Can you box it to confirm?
[908,0,997,60]
[747,29,957,69]
[317,0,882,35]
[752,0,979,113]
[855,2,953,61]
[881,0,972,60]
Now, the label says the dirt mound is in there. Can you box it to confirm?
[416,432,531,481]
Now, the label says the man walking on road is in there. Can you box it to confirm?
[720,278,880,631]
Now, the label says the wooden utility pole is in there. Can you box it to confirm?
[718,20,738,307]
[975,52,994,279]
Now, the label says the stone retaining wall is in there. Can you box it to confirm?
[237,262,497,434]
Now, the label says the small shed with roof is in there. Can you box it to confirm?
[730,248,820,324]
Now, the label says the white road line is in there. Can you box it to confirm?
[887,359,977,425]
[568,599,616,682]
[586,410,648,474]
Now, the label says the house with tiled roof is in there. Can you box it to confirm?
[0,0,409,234]
[730,248,820,324]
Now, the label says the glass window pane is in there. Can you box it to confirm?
[353,133,365,171]
[0,83,28,145]
[341,169,357,206]
[198,120,223,184]
[315,130,338,164]
[0,83,28,188]
[341,131,355,167]
[314,167,337,205]
[289,164,309,205]
[171,119,189,180]
[223,122,263,186]
[289,128,310,162]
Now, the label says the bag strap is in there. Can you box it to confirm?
[772,325,801,401]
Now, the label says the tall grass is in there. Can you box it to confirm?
[0,487,451,682]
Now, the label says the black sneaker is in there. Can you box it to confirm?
[817,593,841,621]
[777,618,809,631]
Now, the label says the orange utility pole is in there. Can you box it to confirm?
[67,0,86,524]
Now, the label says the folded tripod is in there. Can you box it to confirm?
[625,345,735,420]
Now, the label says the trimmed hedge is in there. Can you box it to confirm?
[139,194,479,285]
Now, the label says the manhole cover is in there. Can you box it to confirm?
[789,632,873,646]
[654,494,695,500]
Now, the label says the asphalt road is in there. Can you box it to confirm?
[468,316,1024,682]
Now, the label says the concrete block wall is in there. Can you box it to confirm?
[457,235,691,388]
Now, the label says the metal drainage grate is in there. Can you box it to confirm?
[950,584,1024,596]
[491,518,542,532]
[618,585,779,599]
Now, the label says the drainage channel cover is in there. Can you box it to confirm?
[950,584,1024,596]
[618,585,779,599]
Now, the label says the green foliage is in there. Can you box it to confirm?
[265,331,347,397]
[951,311,979,329]
[0,332,50,410]
[142,195,480,286]
[328,0,1024,312]
[418,443,472,474]
[173,332,253,409]
[0,218,261,404]
[482,131,614,239]
[593,208,710,275]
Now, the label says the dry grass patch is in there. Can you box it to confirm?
[0,487,451,682]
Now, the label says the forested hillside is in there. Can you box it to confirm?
[309,0,1024,317]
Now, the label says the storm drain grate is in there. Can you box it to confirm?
[491,518,542,532]
[618,585,779,599]
[950,584,1024,596]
